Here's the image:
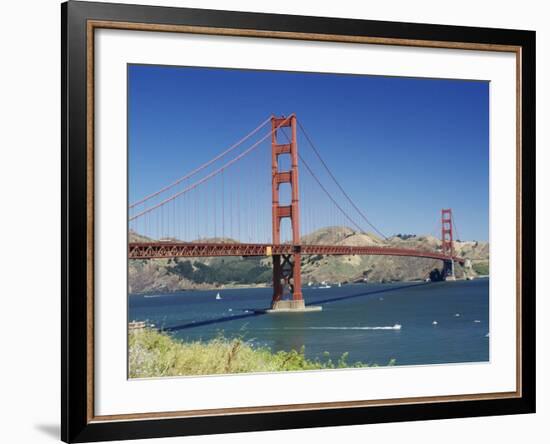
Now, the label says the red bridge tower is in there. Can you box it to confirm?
[270,114,311,311]
[441,208,456,280]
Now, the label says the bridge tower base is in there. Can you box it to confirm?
[443,259,456,281]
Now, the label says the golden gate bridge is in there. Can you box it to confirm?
[129,114,465,312]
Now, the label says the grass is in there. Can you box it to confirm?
[129,328,388,378]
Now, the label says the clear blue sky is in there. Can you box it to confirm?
[128,64,489,242]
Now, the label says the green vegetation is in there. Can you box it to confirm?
[472,261,490,275]
[128,256,274,293]
[170,257,272,285]
[129,329,385,378]
[395,234,416,240]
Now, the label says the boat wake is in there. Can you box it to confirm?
[287,324,402,331]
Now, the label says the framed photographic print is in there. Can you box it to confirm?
[61,1,536,442]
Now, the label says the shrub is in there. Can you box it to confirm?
[128,329,380,378]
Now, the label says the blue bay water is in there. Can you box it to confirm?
[129,278,489,367]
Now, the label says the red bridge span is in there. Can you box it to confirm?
[129,114,465,312]
[129,242,464,263]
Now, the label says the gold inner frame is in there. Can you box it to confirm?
[85,19,523,423]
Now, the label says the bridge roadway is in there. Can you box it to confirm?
[128,242,465,264]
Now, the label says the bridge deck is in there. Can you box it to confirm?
[128,242,464,264]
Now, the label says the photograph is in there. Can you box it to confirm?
[127,65,490,378]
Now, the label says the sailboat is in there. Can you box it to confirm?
[216,292,222,300]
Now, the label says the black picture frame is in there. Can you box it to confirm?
[62,1,536,442]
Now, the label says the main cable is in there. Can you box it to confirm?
[130,117,292,222]
[297,120,388,240]
[130,116,272,209]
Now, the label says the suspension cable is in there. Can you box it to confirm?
[299,153,365,234]
[297,120,388,240]
[451,212,461,242]
[130,117,291,222]
[129,116,272,209]
[277,127,366,234]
